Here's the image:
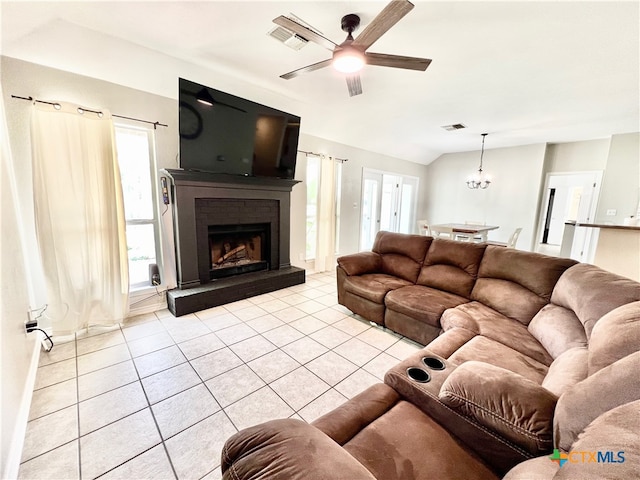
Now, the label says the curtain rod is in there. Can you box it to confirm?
[11,95,168,129]
[298,149,348,163]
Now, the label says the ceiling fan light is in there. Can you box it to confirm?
[333,47,365,73]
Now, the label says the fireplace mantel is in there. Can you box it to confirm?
[162,169,304,316]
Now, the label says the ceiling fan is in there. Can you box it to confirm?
[273,0,432,97]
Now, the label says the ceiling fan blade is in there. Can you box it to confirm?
[346,74,363,97]
[280,58,333,80]
[352,0,414,51]
[365,52,432,71]
[273,16,337,51]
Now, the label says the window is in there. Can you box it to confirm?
[114,125,161,288]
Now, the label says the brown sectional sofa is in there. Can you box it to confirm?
[221,231,640,479]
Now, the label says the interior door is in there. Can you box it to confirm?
[360,170,382,251]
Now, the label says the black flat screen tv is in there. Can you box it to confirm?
[178,78,301,179]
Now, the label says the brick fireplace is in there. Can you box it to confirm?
[162,169,305,316]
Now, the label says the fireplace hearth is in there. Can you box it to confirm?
[162,169,305,316]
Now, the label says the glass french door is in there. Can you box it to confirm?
[360,169,419,251]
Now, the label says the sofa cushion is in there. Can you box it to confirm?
[554,351,640,452]
[551,263,640,339]
[528,304,588,359]
[221,418,376,480]
[442,302,554,366]
[439,361,557,455]
[448,335,548,383]
[541,347,588,397]
[372,231,431,283]
[342,400,499,480]
[588,301,640,375]
[343,273,413,304]
[471,246,577,325]
[416,238,486,298]
[337,251,382,276]
[384,285,469,328]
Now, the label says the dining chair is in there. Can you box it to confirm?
[416,220,431,236]
[488,227,523,248]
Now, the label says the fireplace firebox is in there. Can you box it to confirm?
[209,224,269,279]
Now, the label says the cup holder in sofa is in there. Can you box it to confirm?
[422,356,445,370]
[407,367,431,383]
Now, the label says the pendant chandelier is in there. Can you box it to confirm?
[467,133,491,190]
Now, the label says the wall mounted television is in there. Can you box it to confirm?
[178,78,301,180]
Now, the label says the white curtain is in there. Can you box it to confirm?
[314,155,338,272]
[31,101,129,335]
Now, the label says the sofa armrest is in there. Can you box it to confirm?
[221,418,376,480]
[439,361,557,455]
[337,252,382,276]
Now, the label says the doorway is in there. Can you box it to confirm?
[535,171,602,261]
[360,168,419,251]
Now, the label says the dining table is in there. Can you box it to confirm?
[430,223,499,242]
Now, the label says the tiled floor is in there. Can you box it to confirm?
[19,271,423,480]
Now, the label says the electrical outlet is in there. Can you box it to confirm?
[606,209,617,216]
[25,310,38,333]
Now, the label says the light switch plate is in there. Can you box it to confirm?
[606,209,617,216]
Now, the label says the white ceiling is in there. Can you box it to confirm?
[2,1,639,164]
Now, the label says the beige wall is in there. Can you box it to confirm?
[544,138,610,173]
[425,143,547,250]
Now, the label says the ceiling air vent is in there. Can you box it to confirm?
[441,123,467,131]
[268,26,309,50]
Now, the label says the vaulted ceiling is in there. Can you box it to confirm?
[2,1,638,164]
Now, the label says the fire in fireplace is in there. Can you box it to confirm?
[208,224,269,279]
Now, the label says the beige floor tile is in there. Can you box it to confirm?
[194,305,227,320]
[333,316,371,336]
[165,411,237,478]
[246,292,276,305]
[314,294,339,307]
[77,343,131,376]
[21,406,78,462]
[215,323,258,346]
[296,300,325,315]
[18,440,79,480]
[122,312,158,327]
[201,466,223,480]
[29,378,77,421]
[99,444,174,480]
[331,304,354,315]
[334,338,381,366]
[190,347,244,381]
[271,305,307,323]
[385,337,424,360]
[80,408,161,480]
[142,362,202,405]
[335,369,381,399]
[312,308,347,324]
[77,360,138,401]
[200,312,242,332]
[297,388,348,423]
[233,305,269,322]
[38,341,76,367]
[133,345,186,378]
[278,293,308,306]
[152,384,220,439]
[177,332,225,360]
[205,364,265,407]
[269,367,330,411]
[165,319,211,344]
[245,314,285,333]
[126,331,175,358]
[281,336,328,364]
[224,386,294,431]
[363,352,402,380]
[121,320,166,342]
[34,358,76,390]
[247,349,300,383]
[261,324,305,347]
[305,351,359,386]
[298,288,325,300]
[228,335,276,363]
[289,316,327,335]
[223,299,253,312]
[256,298,289,313]
[79,381,148,435]
[357,326,401,350]
[76,329,125,356]
[309,325,352,349]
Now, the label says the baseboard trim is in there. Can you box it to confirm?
[3,334,40,479]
